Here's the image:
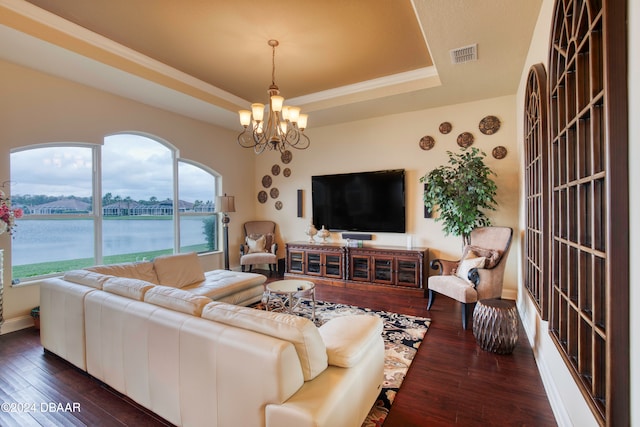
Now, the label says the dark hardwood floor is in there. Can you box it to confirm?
[0,271,556,426]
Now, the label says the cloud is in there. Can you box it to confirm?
[10,134,217,203]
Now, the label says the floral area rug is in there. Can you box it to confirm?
[252,299,430,427]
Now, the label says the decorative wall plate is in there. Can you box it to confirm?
[257,191,268,203]
[270,188,279,199]
[439,122,452,134]
[457,132,474,148]
[492,146,508,159]
[479,115,501,135]
[283,168,291,177]
[262,175,272,188]
[281,150,292,164]
[271,164,280,175]
[419,135,435,150]
[275,201,283,210]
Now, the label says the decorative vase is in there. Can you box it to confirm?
[317,225,330,243]
[305,223,317,243]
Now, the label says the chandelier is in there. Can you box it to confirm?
[237,40,310,154]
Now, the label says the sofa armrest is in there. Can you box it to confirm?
[318,315,383,367]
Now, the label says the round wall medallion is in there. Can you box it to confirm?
[275,201,283,210]
[457,132,475,148]
[283,168,291,177]
[479,115,501,135]
[439,122,452,134]
[281,150,292,164]
[262,175,272,188]
[257,191,268,203]
[270,187,279,199]
[492,146,508,159]
[271,164,281,175]
[419,135,435,150]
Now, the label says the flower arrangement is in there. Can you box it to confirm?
[0,189,23,235]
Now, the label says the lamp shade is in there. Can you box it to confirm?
[215,195,235,213]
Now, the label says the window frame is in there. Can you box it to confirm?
[10,134,221,282]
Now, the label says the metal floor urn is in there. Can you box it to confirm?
[472,298,518,354]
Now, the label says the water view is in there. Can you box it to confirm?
[12,216,213,266]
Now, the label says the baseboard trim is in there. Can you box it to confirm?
[519,299,571,427]
[0,315,35,335]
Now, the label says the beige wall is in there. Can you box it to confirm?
[253,95,520,296]
[516,0,639,425]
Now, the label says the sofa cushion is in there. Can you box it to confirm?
[63,270,113,289]
[318,315,384,367]
[181,270,266,300]
[202,302,328,381]
[153,252,205,288]
[86,261,159,284]
[103,277,155,301]
[144,285,210,316]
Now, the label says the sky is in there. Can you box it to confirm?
[9,134,217,203]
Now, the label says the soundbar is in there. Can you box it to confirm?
[341,232,373,241]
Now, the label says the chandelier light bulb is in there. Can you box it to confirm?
[270,95,284,112]
[287,106,300,123]
[298,114,308,130]
[251,103,265,122]
[238,110,252,127]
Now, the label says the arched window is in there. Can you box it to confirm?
[10,134,219,282]
[523,63,549,320]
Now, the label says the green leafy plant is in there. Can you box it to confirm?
[420,147,498,244]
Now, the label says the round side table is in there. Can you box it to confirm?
[472,298,518,354]
[265,279,316,321]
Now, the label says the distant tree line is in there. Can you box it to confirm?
[13,193,211,207]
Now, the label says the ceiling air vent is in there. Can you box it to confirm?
[450,44,478,64]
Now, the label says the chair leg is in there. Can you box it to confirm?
[427,289,435,310]
[241,265,245,272]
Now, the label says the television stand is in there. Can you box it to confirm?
[284,241,428,297]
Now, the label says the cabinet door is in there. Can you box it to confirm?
[305,252,323,276]
[372,256,394,285]
[324,253,343,278]
[350,255,371,281]
[395,257,420,287]
[288,250,305,274]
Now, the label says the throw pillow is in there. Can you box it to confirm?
[246,234,266,253]
[456,256,486,284]
[462,245,503,269]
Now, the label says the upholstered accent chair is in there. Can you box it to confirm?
[427,226,513,329]
[240,220,278,274]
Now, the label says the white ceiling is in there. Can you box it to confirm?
[0,0,542,129]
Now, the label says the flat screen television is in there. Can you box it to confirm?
[311,169,406,233]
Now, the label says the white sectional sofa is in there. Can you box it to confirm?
[39,252,385,427]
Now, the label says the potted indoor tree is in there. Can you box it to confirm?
[420,147,498,245]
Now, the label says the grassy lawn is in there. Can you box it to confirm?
[12,244,210,281]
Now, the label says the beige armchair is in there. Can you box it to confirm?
[240,221,278,275]
[427,226,513,329]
